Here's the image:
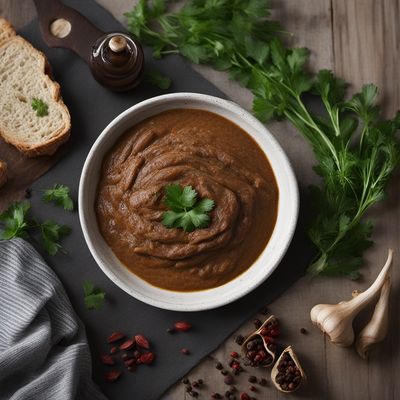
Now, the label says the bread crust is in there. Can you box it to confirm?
[0,159,7,188]
[0,18,71,157]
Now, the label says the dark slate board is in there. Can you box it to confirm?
[20,0,313,398]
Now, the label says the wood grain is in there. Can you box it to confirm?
[1,1,399,399]
[332,0,400,117]
[0,0,63,212]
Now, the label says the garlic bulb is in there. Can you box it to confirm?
[356,277,391,359]
[310,249,393,346]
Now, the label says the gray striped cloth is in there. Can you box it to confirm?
[0,238,107,400]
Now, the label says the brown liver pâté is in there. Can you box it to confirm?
[96,109,279,291]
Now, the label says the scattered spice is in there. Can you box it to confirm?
[100,354,115,366]
[124,359,135,367]
[224,375,234,385]
[234,334,245,346]
[259,378,267,386]
[249,385,256,392]
[166,327,175,334]
[300,328,308,335]
[119,338,135,351]
[107,331,125,344]
[211,393,221,399]
[240,393,250,400]
[135,334,150,349]
[181,348,190,355]
[253,319,262,329]
[104,370,122,383]
[181,378,189,384]
[140,352,155,364]
[174,321,193,332]
[215,362,223,370]
[248,376,257,383]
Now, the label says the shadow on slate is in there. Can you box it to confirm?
[19,0,313,399]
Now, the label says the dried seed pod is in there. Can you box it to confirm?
[241,315,279,367]
[310,249,393,347]
[271,346,306,393]
[356,277,391,359]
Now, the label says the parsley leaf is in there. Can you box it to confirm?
[0,200,71,255]
[40,220,71,256]
[31,97,49,117]
[0,201,31,239]
[162,184,215,232]
[126,0,400,278]
[42,184,74,211]
[144,68,171,89]
[83,281,106,310]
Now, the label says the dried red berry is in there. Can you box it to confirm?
[110,346,118,355]
[230,351,239,358]
[119,338,135,351]
[124,359,135,367]
[104,370,122,382]
[174,321,192,332]
[140,352,155,364]
[135,334,150,349]
[107,331,125,343]
[100,354,115,366]
[240,393,251,400]
[181,348,190,355]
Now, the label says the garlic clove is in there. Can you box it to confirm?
[356,277,391,359]
[310,249,393,347]
[242,315,278,367]
[271,346,306,393]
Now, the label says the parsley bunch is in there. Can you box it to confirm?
[0,184,74,255]
[162,184,214,232]
[0,200,70,255]
[126,0,400,278]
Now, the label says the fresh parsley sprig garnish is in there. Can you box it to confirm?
[42,184,74,211]
[0,184,74,255]
[162,184,215,232]
[0,201,31,239]
[31,97,49,117]
[83,281,106,310]
[126,0,400,278]
[0,201,70,255]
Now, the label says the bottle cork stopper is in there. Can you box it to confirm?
[109,35,127,53]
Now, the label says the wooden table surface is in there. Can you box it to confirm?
[1,1,399,399]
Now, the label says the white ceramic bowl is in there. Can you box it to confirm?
[79,93,298,311]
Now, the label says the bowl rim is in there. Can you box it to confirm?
[79,92,299,311]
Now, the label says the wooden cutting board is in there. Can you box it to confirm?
[0,138,62,212]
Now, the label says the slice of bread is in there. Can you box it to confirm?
[0,18,70,157]
[0,159,7,188]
